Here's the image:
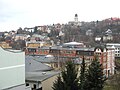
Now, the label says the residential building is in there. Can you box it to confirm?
[0,42,12,49]
[95,36,102,42]
[14,34,29,41]
[103,34,113,42]
[86,29,93,36]
[106,43,120,58]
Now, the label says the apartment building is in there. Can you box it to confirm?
[106,43,120,58]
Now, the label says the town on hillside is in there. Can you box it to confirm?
[1,14,120,90]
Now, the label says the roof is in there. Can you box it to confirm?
[51,46,95,51]
[25,56,53,72]
[25,71,60,82]
[0,46,23,53]
[94,45,106,52]
[106,43,120,46]
[63,42,83,45]
[25,55,57,63]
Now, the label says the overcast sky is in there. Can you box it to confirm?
[0,0,120,31]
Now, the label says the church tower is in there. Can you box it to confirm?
[74,14,78,22]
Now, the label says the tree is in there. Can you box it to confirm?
[85,57,105,90]
[52,76,64,90]
[79,56,86,90]
[53,61,78,90]
[62,61,79,90]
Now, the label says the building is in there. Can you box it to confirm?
[103,34,113,42]
[26,55,58,69]
[95,36,102,42]
[0,42,12,49]
[0,47,30,90]
[25,44,115,77]
[68,14,81,26]
[86,29,93,36]
[26,71,60,90]
[25,56,60,90]
[106,43,120,58]
[62,41,85,48]
[14,34,29,41]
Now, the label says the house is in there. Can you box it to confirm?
[95,36,102,42]
[26,71,60,90]
[0,42,12,49]
[0,46,30,90]
[105,29,112,35]
[14,34,29,41]
[103,34,113,42]
[86,29,93,36]
[103,29,113,42]
[25,55,60,90]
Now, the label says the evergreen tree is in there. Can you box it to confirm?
[62,61,79,90]
[79,56,86,90]
[52,76,64,90]
[85,57,105,90]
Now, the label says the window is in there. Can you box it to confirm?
[26,83,29,86]
[33,84,36,89]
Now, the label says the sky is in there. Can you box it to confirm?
[0,0,120,31]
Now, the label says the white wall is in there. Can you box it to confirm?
[0,47,25,89]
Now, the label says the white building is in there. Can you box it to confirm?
[0,47,30,90]
[106,43,120,58]
[68,14,82,26]
[106,46,115,77]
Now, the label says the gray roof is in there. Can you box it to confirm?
[51,46,95,51]
[25,56,53,72]
[25,55,57,63]
[25,71,60,82]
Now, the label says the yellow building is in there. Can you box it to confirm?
[0,42,12,49]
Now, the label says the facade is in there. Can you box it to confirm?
[94,46,115,77]
[103,35,113,42]
[106,43,120,58]
[95,36,102,42]
[0,42,12,49]
[0,47,28,90]
[25,45,115,77]
[14,34,28,41]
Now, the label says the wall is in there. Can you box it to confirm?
[42,75,58,90]
[0,47,25,89]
